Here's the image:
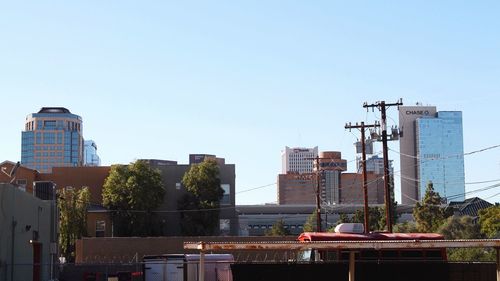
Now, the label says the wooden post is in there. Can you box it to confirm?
[199,243,205,281]
[349,251,355,281]
[496,248,499,281]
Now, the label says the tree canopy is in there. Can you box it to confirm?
[58,186,90,262]
[302,211,317,232]
[478,205,500,238]
[351,207,383,232]
[392,221,418,233]
[178,159,223,236]
[266,219,291,236]
[438,215,494,262]
[102,160,165,236]
[413,182,446,233]
[437,215,481,240]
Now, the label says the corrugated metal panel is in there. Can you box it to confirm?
[184,239,500,251]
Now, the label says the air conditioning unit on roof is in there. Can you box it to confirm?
[334,223,364,234]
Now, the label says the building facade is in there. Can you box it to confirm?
[0,183,55,281]
[339,172,385,204]
[416,111,465,202]
[4,153,237,237]
[84,140,101,166]
[21,107,84,173]
[237,204,414,236]
[356,155,393,176]
[317,151,347,204]
[398,105,437,204]
[399,105,465,203]
[281,146,318,174]
[277,151,386,205]
[145,154,237,236]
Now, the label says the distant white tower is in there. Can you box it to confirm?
[281,146,318,174]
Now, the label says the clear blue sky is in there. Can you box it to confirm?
[1,1,499,204]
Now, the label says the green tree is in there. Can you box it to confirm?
[478,205,500,238]
[413,182,445,233]
[303,211,317,232]
[102,160,165,236]
[447,248,495,262]
[178,159,223,235]
[338,213,350,224]
[437,216,482,239]
[436,214,494,261]
[58,187,90,262]
[351,207,383,232]
[393,221,418,233]
[437,215,481,240]
[266,219,291,236]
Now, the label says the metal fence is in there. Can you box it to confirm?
[3,257,498,281]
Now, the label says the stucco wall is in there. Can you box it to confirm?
[0,183,53,281]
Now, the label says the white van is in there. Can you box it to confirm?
[143,254,234,281]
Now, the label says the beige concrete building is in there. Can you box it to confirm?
[0,183,55,281]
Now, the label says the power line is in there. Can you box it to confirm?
[236,183,276,195]
[389,143,500,160]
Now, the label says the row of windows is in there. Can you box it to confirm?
[36,152,65,157]
[32,158,71,163]
[30,120,82,132]
[248,224,304,230]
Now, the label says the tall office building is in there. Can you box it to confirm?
[317,151,347,204]
[356,155,393,176]
[84,140,101,166]
[399,105,465,203]
[278,151,348,205]
[416,111,465,202]
[21,107,84,173]
[281,146,318,174]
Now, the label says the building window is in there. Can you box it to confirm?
[95,221,106,237]
[16,179,27,191]
[219,219,230,236]
[44,120,57,129]
[220,184,231,205]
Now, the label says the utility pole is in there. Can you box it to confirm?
[306,155,336,232]
[363,99,403,233]
[345,122,379,233]
[314,156,322,232]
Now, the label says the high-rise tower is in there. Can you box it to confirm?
[415,111,465,202]
[398,105,465,203]
[21,107,84,173]
[281,146,318,174]
[84,140,101,166]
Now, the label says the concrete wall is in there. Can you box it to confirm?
[0,183,53,281]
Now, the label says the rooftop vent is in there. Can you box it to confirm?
[334,223,364,234]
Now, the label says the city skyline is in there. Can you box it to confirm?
[1,2,500,204]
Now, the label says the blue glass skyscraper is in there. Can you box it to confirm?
[21,107,84,173]
[84,140,101,166]
[416,111,465,202]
